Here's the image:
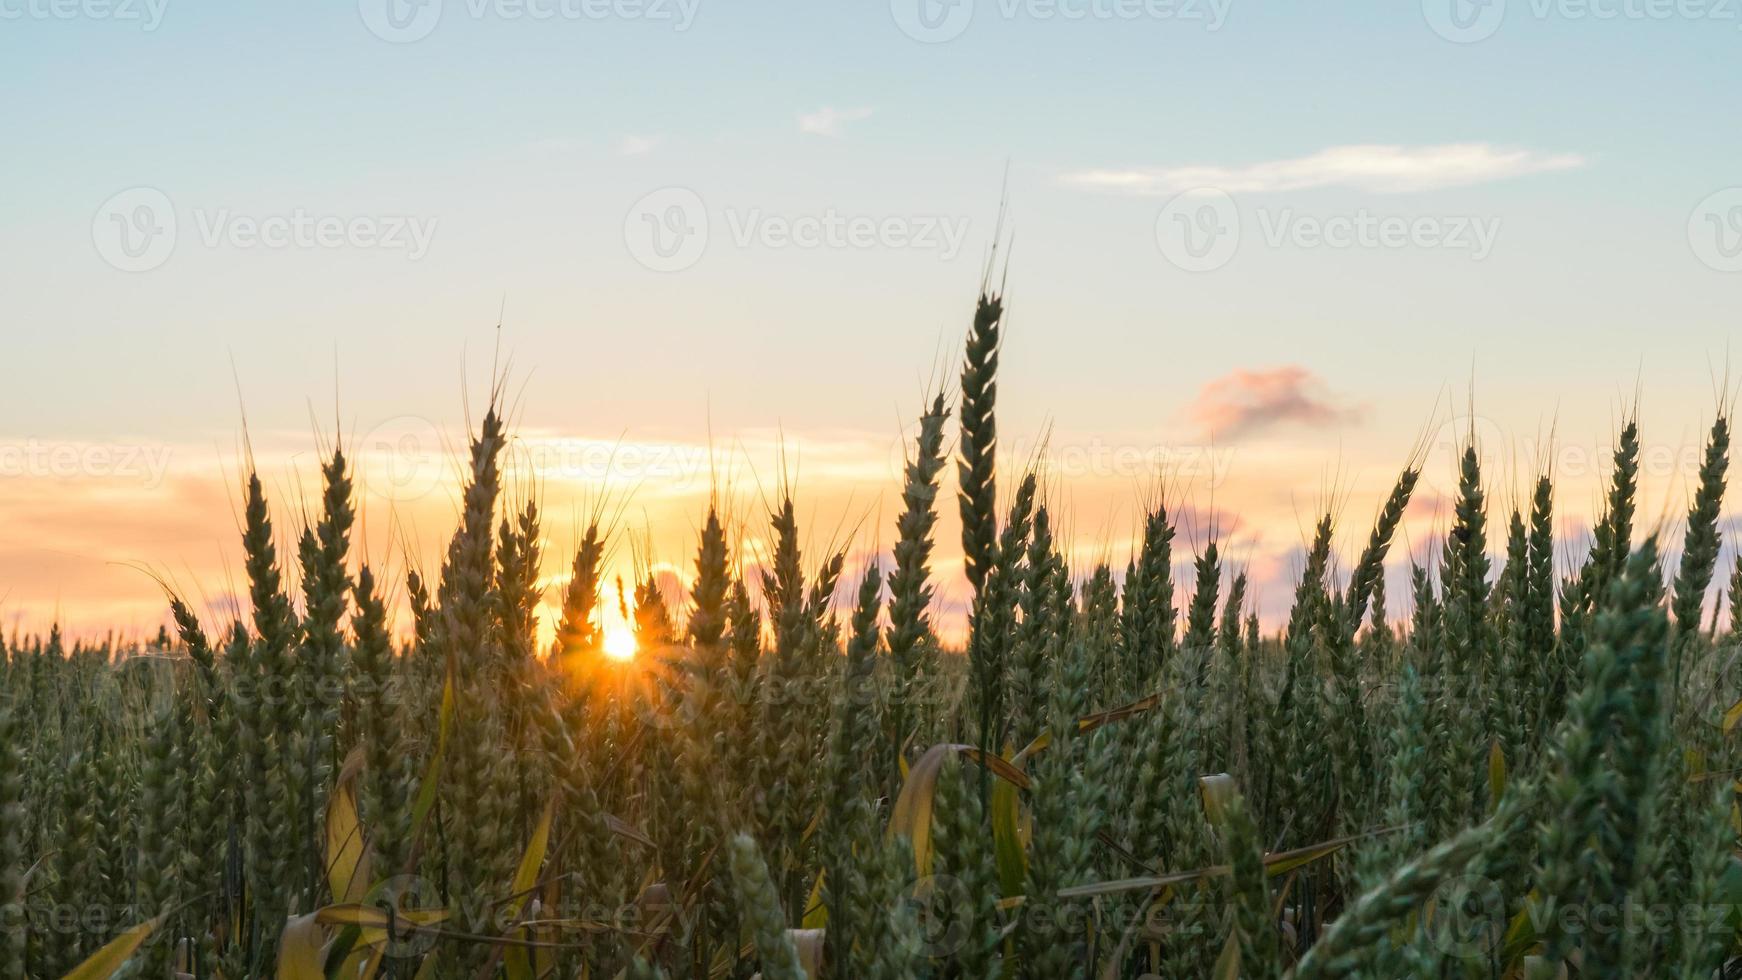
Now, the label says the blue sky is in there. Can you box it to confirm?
[1,0,1738,633]
[3,2,1737,425]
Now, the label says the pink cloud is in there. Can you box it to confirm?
[1188,366,1364,439]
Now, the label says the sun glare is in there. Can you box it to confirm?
[603,626,639,662]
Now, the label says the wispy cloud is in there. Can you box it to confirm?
[1188,366,1364,438]
[1063,143,1586,196]
[799,106,874,137]
[619,135,659,156]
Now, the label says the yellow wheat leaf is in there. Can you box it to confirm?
[57,914,164,980]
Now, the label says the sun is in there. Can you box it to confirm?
[602,626,639,662]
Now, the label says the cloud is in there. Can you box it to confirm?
[1188,366,1364,438]
[799,106,874,137]
[1062,143,1586,196]
[619,135,659,156]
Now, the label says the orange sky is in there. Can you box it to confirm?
[4,376,1734,647]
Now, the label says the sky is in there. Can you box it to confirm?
[1,0,1739,642]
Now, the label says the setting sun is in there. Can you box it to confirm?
[602,625,639,662]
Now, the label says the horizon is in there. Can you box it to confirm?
[2,342,1736,646]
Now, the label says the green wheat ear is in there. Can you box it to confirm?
[931,755,1004,980]
[1440,442,1492,826]
[296,446,355,902]
[1344,467,1419,634]
[1297,789,1527,980]
[553,521,606,671]
[1532,537,1672,977]
[1728,550,1742,645]
[957,292,1003,599]
[1524,474,1559,740]
[351,565,412,876]
[821,561,884,974]
[689,505,730,651]
[728,832,807,980]
[238,469,298,954]
[0,693,25,978]
[1121,505,1178,692]
[1180,540,1221,686]
[886,392,949,793]
[1671,415,1730,684]
[1221,789,1281,980]
[1677,781,1736,979]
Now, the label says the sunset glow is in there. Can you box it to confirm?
[602,625,639,663]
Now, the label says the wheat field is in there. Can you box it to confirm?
[3,288,1739,979]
